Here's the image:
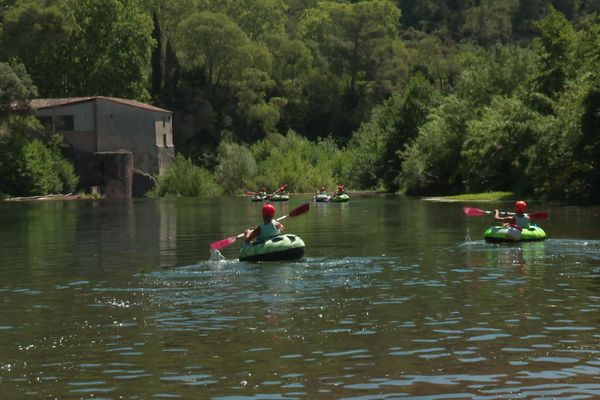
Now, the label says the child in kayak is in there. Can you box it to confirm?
[244,204,284,243]
[332,183,345,198]
[494,200,531,229]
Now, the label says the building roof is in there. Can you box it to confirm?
[31,96,171,113]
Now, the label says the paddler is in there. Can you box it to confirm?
[244,204,284,243]
[494,200,531,229]
[332,183,345,198]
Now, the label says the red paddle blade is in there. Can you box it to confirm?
[210,236,238,250]
[529,211,549,220]
[463,207,487,217]
[288,202,310,217]
[245,191,256,196]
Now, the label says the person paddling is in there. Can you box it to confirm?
[332,183,345,198]
[494,200,531,229]
[244,204,284,243]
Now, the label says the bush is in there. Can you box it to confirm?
[0,133,78,196]
[215,141,257,195]
[152,154,223,197]
[248,131,350,193]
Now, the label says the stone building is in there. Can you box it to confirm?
[31,96,174,177]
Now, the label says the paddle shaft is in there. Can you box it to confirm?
[265,184,288,200]
[463,207,548,220]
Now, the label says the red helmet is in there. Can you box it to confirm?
[262,204,275,218]
[515,200,527,213]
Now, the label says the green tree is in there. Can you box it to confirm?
[65,0,154,99]
[1,0,74,96]
[215,141,257,195]
[456,44,535,109]
[347,74,437,191]
[399,96,471,195]
[264,34,313,84]
[0,61,36,121]
[461,0,519,46]
[530,7,576,99]
[207,0,286,40]
[297,0,405,139]
[2,0,154,99]
[461,96,540,193]
[407,31,459,94]
[177,11,250,97]
[298,0,401,98]
[527,75,600,203]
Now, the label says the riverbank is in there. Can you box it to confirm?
[422,191,516,202]
[3,193,103,202]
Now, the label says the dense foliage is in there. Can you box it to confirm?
[0,61,78,197]
[151,154,223,197]
[1,1,599,202]
[0,132,78,196]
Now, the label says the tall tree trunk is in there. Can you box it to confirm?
[164,38,180,106]
[150,10,163,102]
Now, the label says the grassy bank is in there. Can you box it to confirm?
[423,192,516,202]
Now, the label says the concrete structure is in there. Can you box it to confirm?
[31,96,174,176]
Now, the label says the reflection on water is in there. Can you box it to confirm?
[0,197,599,398]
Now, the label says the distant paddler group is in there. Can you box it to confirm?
[313,184,349,202]
[247,184,289,202]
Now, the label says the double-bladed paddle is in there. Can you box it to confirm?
[210,202,310,250]
[264,184,288,200]
[463,207,549,220]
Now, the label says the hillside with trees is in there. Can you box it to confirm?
[1,0,599,202]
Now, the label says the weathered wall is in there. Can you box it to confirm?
[96,99,174,176]
[35,102,96,153]
[78,151,133,199]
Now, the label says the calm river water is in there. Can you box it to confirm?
[0,195,599,399]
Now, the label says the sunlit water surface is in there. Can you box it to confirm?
[0,196,599,399]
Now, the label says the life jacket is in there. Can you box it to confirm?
[258,220,280,241]
[514,213,530,228]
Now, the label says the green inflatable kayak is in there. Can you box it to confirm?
[239,234,305,262]
[251,195,265,202]
[270,194,290,201]
[484,225,547,243]
[330,193,349,202]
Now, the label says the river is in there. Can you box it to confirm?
[0,195,599,399]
